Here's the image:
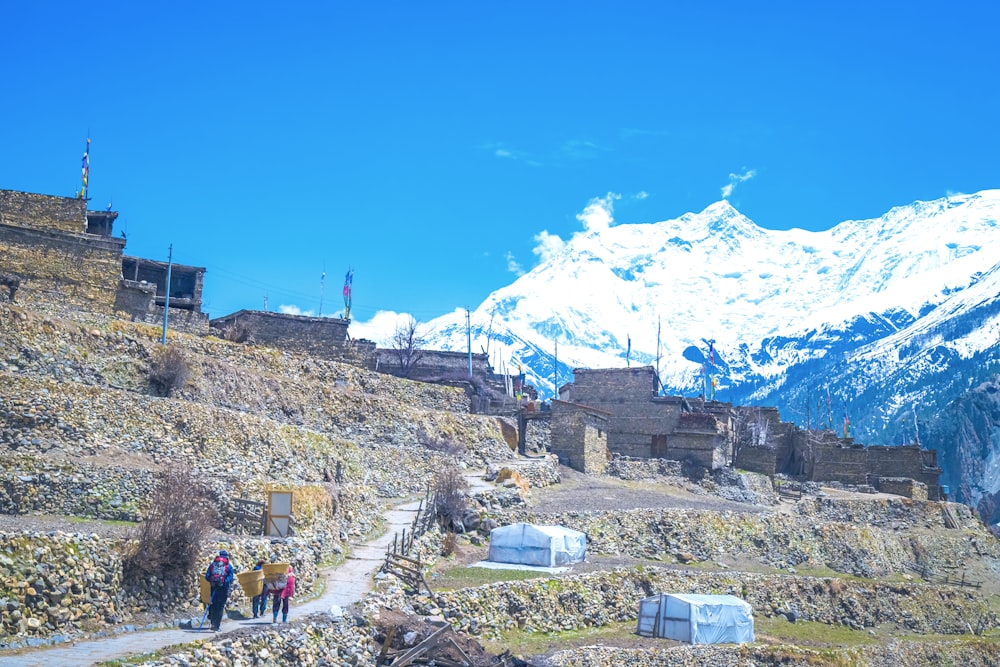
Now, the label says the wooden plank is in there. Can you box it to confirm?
[376,625,397,666]
[446,636,473,666]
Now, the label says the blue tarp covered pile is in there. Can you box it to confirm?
[636,593,755,644]
[488,523,586,567]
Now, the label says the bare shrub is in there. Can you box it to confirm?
[148,345,191,396]
[121,468,218,586]
[416,427,464,457]
[441,531,457,557]
[432,464,469,533]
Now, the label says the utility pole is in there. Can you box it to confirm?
[553,339,558,398]
[318,265,326,316]
[161,244,172,345]
[263,293,269,312]
[656,315,661,396]
[466,308,472,377]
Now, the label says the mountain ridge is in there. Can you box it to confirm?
[423,188,1000,522]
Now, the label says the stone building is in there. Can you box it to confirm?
[209,310,356,360]
[1,187,210,333]
[115,256,209,334]
[549,400,610,474]
[553,364,942,498]
[0,189,125,313]
[558,366,733,470]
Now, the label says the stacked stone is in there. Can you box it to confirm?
[493,505,998,579]
[0,454,154,520]
[420,567,996,640]
[0,531,123,637]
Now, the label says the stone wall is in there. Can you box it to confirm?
[129,304,210,335]
[0,190,87,234]
[113,279,156,317]
[877,477,928,500]
[209,310,349,360]
[735,444,777,476]
[374,349,492,382]
[606,455,683,479]
[670,412,730,469]
[549,401,608,474]
[0,223,125,314]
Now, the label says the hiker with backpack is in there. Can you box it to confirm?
[251,559,268,618]
[268,564,296,623]
[204,550,236,632]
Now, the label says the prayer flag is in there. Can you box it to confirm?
[81,137,90,187]
[342,269,354,319]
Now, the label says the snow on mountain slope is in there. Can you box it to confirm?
[425,189,1000,398]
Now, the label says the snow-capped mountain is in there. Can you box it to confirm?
[423,189,1000,521]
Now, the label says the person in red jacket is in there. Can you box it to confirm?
[270,565,296,623]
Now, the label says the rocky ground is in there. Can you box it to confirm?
[1,303,999,666]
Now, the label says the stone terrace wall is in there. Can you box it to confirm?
[0,454,153,521]
[209,310,350,360]
[0,224,124,314]
[425,567,996,640]
[0,531,328,642]
[0,190,86,234]
[497,500,999,578]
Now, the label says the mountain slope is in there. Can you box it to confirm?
[424,189,1000,518]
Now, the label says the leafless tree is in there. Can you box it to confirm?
[391,316,426,378]
[731,407,772,465]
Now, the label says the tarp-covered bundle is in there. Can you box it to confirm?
[637,593,754,644]
[488,523,586,567]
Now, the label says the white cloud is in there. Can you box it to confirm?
[576,192,621,232]
[495,148,513,158]
[347,310,419,347]
[635,191,649,200]
[278,304,316,317]
[532,230,566,263]
[505,251,525,276]
[721,169,756,199]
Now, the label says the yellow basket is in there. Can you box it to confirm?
[262,562,290,580]
[198,577,211,605]
[237,569,265,597]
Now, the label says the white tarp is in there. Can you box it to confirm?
[488,523,586,568]
[637,593,755,644]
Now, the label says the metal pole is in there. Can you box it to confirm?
[161,244,172,344]
[466,308,472,377]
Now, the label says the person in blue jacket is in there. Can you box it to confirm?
[204,550,236,631]
[251,559,268,618]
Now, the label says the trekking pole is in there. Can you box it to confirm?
[197,588,216,631]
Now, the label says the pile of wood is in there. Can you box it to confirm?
[374,611,528,667]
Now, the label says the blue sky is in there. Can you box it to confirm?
[2,1,998,328]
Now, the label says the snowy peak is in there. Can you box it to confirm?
[425,188,1000,401]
